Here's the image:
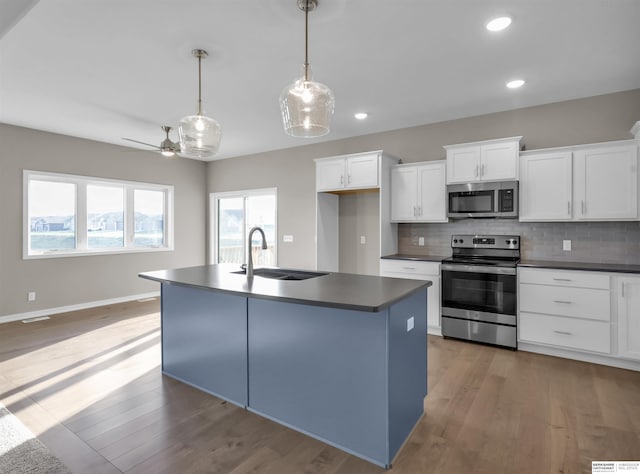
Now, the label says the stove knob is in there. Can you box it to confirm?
[453,239,458,243]
[512,239,518,245]
[505,240,510,244]
[459,239,464,244]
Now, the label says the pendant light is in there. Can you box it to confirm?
[280,0,335,138]
[178,49,222,158]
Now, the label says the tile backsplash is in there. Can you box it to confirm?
[398,220,640,264]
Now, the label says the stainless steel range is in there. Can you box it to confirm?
[440,234,520,349]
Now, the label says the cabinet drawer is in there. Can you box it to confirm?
[519,267,610,289]
[519,284,610,321]
[520,312,610,354]
[380,259,439,276]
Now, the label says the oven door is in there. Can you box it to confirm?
[441,264,517,318]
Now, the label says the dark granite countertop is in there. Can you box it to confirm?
[381,254,446,262]
[139,264,432,312]
[518,259,640,274]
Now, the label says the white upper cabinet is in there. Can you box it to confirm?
[574,144,638,220]
[391,161,447,222]
[519,152,573,221]
[315,152,379,192]
[445,136,522,184]
[519,141,639,222]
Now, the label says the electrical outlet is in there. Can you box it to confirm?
[283,234,293,243]
[28,291,36,302]
[418,236,425,246]
[360,235,366,244]
[407,316,414,332]
[563,240,572,251]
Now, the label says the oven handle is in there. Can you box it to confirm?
[441,264,517,275]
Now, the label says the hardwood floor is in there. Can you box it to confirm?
[1,300,638,473]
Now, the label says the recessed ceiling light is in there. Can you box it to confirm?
[486,16,512,32]
[354,112,368,120]
[506,79,525,89]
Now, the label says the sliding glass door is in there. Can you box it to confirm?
[211,188,277,266]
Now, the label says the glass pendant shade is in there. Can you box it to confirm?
[178,112,222,158]
[280,67,335,137]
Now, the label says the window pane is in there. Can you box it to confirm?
[29,180,76,251]
[246,194,276,266]
[134,189,165,247]
[218,197,244,264]
[87,185,124,248]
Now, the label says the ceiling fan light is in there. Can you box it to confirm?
[280,72,335,137]
[178,114,222,158]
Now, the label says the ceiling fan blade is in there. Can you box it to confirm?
[122,138,162,150]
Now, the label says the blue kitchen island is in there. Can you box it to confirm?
[139,264,430,468]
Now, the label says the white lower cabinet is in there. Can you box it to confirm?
[617,275,640,361]
[380,259,441,335]
[519,267,612,355]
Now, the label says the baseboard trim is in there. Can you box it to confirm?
[0,292,160,325]
[519,342,640,372]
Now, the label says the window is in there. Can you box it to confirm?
[211,188,277,266]
[24,170,173,258]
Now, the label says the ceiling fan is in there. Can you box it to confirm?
[122,125,181,157]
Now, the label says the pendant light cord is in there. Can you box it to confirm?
[304,0,310,81]
[197,53,203,116]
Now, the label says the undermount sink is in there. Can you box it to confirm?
[232,268,328,281]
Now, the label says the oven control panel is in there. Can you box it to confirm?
[451,234,519,250]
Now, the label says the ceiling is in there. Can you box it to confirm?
[1,0,639,161]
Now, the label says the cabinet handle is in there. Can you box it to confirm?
[567,201,571,215]
[340,175,344,185]
[622,282,625,298]
[581,200,585,215]
[553,278,572,282]
[403,266,417,270]
[553,330,573,336]
[413,206,417,217]
[553,300,573,304]
[417,206,422,216]
[348,175,352,184]
[475,165,479,178]
[481,163,485,177]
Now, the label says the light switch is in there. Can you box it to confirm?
[407,316,414,332]
[563,240,571,251]
[283,235,294,243]
[360,235,366,244]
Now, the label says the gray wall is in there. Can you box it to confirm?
[339,192,380,275]
[207,89,640,271]
[0,124,207,317]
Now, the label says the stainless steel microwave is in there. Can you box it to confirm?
[447,181,518,219]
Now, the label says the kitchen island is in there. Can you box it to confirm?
[139,264,431,468]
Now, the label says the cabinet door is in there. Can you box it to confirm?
[480,141,519,181]
[618,276,640,360]
[391,167,418,221]
[417,162,447,222]
[316,158,345,191]
[346,154,379,189]
[446,146,481,184]
[519,152,573,221]
[574,145,638,220]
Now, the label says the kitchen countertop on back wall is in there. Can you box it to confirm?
[518,259,640,274]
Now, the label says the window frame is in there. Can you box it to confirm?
[23,170,174,259]
[210,188,278,265]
